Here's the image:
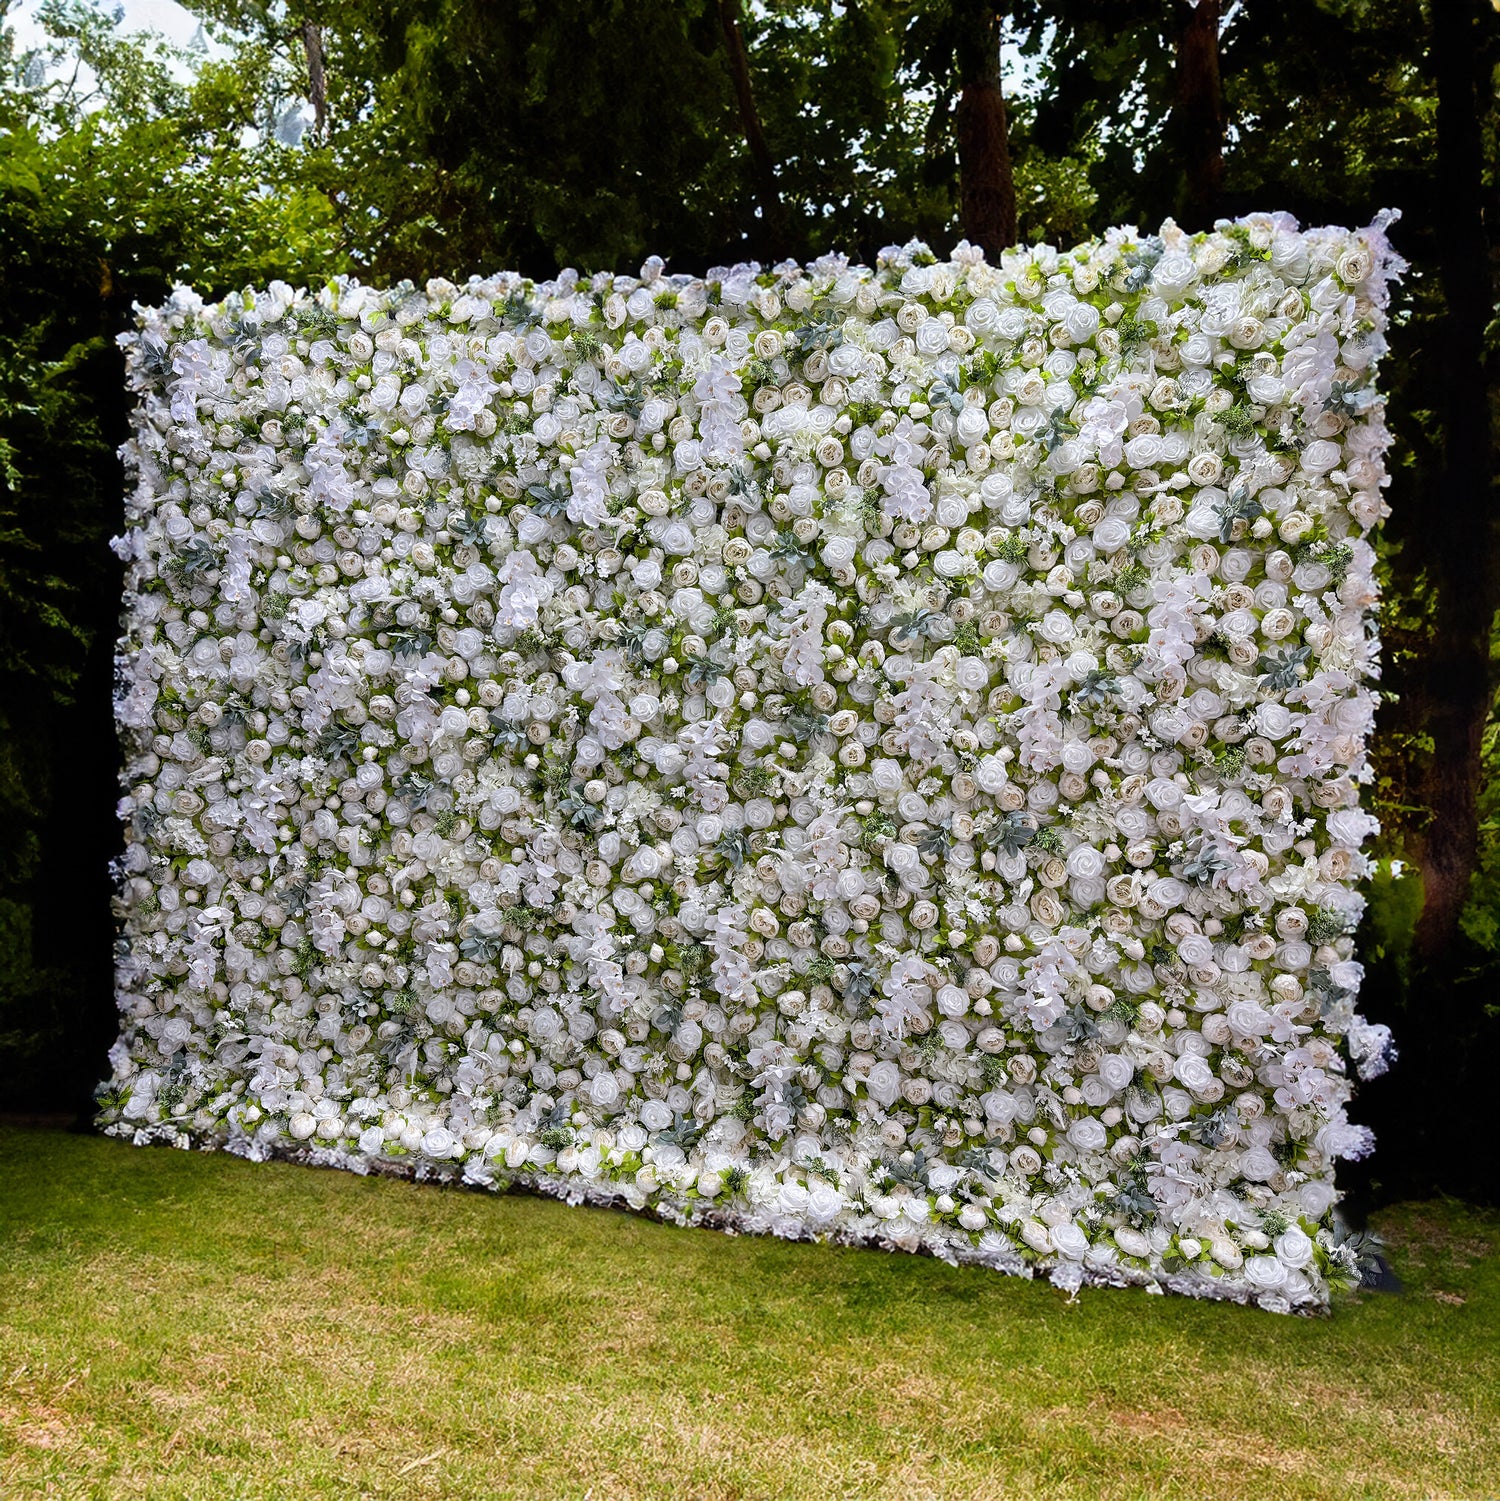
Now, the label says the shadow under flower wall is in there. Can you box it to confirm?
[102,215,1400,1313]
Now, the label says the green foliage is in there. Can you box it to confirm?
[1360,862,1423,984]
[170,0,1112,276]
[1463,679,1500,965]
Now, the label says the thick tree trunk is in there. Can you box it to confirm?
[1172,0,1224,225]
[953,4,1015,257]
[1411,0,1498,962]
[716,0,787,260]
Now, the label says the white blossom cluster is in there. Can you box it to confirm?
[103,212,1402,1312]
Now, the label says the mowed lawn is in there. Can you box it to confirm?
[0,1127,1496,1500]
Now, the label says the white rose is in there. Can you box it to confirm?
[1298,1181,1337,1218]
[902,1077,933,1109]
[1257,703,1293,739]
[1062,302,1101,345]
[1176,933,1214,966]
[955,406,988,446]
[954,656,990,691]
[1244,1254,1289,1291]
[965,299,1001,336]
[915,320,950,356]
[1067,1117,1107,1152]
[1050,1222,1089,1259]
[1337,244,1374,284]
[1228,317,1264,350]
[807,1185,843,1222]
[1039,609,1076,644]
[1240,1147,1279,1182]
[1152,251,1196,295]
[1031,890,1064,927]
[1186,451,1223,486]
[984,558,1021,591]
[865,1060,902,1108]
[1123,434,1164,469]
[1275,1227,1314,1269]
[975,755,1009,794]
[777,1181,810,1215]
[1020,1219,1053,1254]
[1301,439,1341,475]
[1226,999,1272,1037]
[1211,1238,1243,1269]
[1009,1145,1042,1176]
[1013,370,1047,406]
[1172,1054,1216,1095]
[1093,517,1132,553]
[958,1203,989,1232]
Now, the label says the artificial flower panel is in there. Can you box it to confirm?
[104,215,1400,1312]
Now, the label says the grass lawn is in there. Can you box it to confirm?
[0,1127,1496,1500]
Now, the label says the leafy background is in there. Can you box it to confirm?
[1,0,1497,1209]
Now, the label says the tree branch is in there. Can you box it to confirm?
[716,0,787,260]
[302,19,327,140]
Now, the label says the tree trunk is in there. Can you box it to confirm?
[302,20,327,139]
[953,3,1015,257]
[1411,0,1498,962]
[1172,0,1224,226]
[716,0,787,260]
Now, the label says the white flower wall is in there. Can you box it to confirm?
[103,214,1401,1312]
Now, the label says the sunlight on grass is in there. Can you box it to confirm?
[1,1127,1496,1499]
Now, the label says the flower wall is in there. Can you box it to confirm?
[104,214,1401,1312]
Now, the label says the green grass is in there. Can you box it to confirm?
[1,1128,1496,1500]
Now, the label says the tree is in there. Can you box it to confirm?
[190,0,974,275]
[905,1,1017,255]
[716,0,786,258]
[1169,0,1223,225]
[953,1,1016,253]
[300,18,325,139]
[742,0,958,261]
[1409,0,1498,962]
